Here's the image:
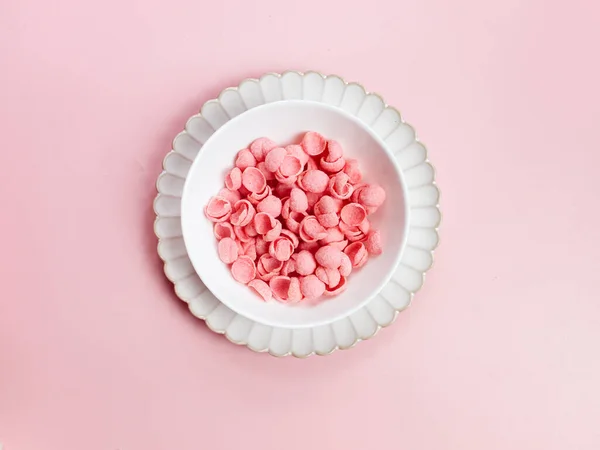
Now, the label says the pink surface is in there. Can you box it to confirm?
[1,0,599,448]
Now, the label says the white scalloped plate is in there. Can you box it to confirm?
[154,71,440,357]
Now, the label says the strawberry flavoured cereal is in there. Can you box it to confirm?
[204,132,386,303]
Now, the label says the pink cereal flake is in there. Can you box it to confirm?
[344,242,369,268]
[214,222,235,240]
[343,158,362,184]
[235,149,257,170]
[340,203,367,227]
[231,256,256,284]
[217,237,239,264]
[289,188,308,213]
[315,245,343,269]
[294,250,317,276]
[299,216,328,243]
[300,275,326,299]
[323,276,347,296]
[264,146,287,172]
[248,279,272,302]
[217,188,241,205]
[242,167,267,193]
[257,195,282,218]
[225,167,242,191]
[285,144,309,165]
[270,276,292,302]
[205,196,232,222]
[206,132,386,302]
[298,169,329,193]
[329,172,354,200]
[230,199,256,227]
[365,230,383,255]
[249,137,277,162]
[301,131,327,156]
[269,236,294,262]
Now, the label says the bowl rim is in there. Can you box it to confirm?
[180,99,410,329]
[153,71,441,357]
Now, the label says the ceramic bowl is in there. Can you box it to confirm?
[181,100,408,328]
[155,71,440,356]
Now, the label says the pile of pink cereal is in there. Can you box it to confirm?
[204,131,386,303]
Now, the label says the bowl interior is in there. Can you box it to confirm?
[181,100,408,328]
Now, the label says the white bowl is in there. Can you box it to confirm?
[155,71,440,356]
[181,100,408,328]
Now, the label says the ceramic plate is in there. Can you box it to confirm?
[154,71,440,357]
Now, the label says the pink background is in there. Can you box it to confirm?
[1,0,599,448]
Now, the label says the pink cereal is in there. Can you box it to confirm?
[244,221,258,237]
[225,167,242,191]
[204,196,232,222]
[285,144,309,166]
[315,245,343,269]
[315,266,341,289]
[301,131,327,156]
[314,195,337,215]
[217,188,241,205]
[305,192,321,210]
[289,188,308,213]
[343,158,362,184]
[269,237,294,262]
[281,258,296,276]
[231,256,256,284]
[274,170,298,185]
[339,253,352,276]
[299,216,328,243]
[298,241,320,253]
[273,182,295,199]
[239,238,257,261]
[320,157,346,173]
[278,155,303,178]
[257,162,275,181]
[248,279,272,302]
[254,212,276,234]
[255,237,270,256]
[235,149,257,170]
[306,157,320,171]
[340,203,367,227]
[264,146,286,172]
[344,242,368,268]
[217,237,239,264]
[257,195,282,218]
[247,185,271,205]
[319,226,345,245]
[358,184,386,209]
[270,276,292,302]
[264,220,282,242]
[288,277,303,302]
[257,254,283,281]
[249,137,277,162]
[317,211,339,228]
[230,199,256,227]
[242,167,267,193]
[285,211,306,234]
[323,276,347,296]
[233,225,253,242]
[280,229,300,248]
[214,222,235,240]
[300,274,326,299]
[328,172,354,200]
[365,230,383,255]
[298,169,329,193]
[294,250,317,276]
[329,240,348,251]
